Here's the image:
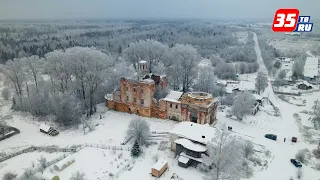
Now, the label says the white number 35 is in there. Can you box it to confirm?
[273,13,297,27]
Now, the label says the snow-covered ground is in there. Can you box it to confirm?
[0,32,320,180]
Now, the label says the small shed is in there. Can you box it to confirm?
[178,155,190,168]
[53,156,75,172]
[151,158,168,177]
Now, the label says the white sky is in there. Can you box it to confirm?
[0,0,319,20]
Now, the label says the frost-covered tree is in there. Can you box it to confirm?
[1,59,26,98]
[292,59,305,77]
[166,44,200,92]
[214,63,237,80]
[255,72,268,95]
[126,117,150,146]
[193,66,215,93]
[22,56,43,93]
[65,47,112,115]
[201,125,247,180]
[123,39,168,72]
[70,171,86,180]
[108,59,136,90]
[50,93,83,127]
[232,91,256,120]
[2,171,17,180]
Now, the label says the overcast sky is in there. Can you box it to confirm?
[0,0,319,20]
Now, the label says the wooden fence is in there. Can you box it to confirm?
[82,143,131,151]
[0,146,77,163]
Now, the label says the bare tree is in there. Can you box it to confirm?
[126,117,150,146]
[231,91,256,120]
[70,171,86,180]
[201,125,247,180]
[2,171,17,180]
[255,71,268,95]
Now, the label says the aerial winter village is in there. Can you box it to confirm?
[1,2,320,180]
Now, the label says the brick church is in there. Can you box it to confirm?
[105,61,218,125]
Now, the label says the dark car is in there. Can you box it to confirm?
[265,134,277,141]
[291,159,302,167]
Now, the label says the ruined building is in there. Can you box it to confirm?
[105,61,218,125]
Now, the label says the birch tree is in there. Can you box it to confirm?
[201,125,247,180]
[255,72,268,95]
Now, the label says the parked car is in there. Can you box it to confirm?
[265,134,277,141]
[290,159,302,167]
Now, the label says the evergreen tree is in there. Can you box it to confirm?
[131,140,140,157]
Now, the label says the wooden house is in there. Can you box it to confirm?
[151,159,168,177]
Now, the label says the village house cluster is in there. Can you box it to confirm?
[105,61,219,125]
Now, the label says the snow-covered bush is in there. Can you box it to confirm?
[297,169,303,179]
[152,153,159,163]
[2,171,17,180]
[21,168,36,180]
[70,171,86,180]
[38,156,47,173]
[296,149,311,163]
[158,140,169,151]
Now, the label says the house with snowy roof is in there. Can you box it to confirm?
[105,61,218,125]
[170,122,215,168]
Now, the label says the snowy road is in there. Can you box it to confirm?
[251,32,319,180]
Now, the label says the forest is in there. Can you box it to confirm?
[0,20,261,128]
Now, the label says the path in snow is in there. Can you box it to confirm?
[251,32,319,180]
